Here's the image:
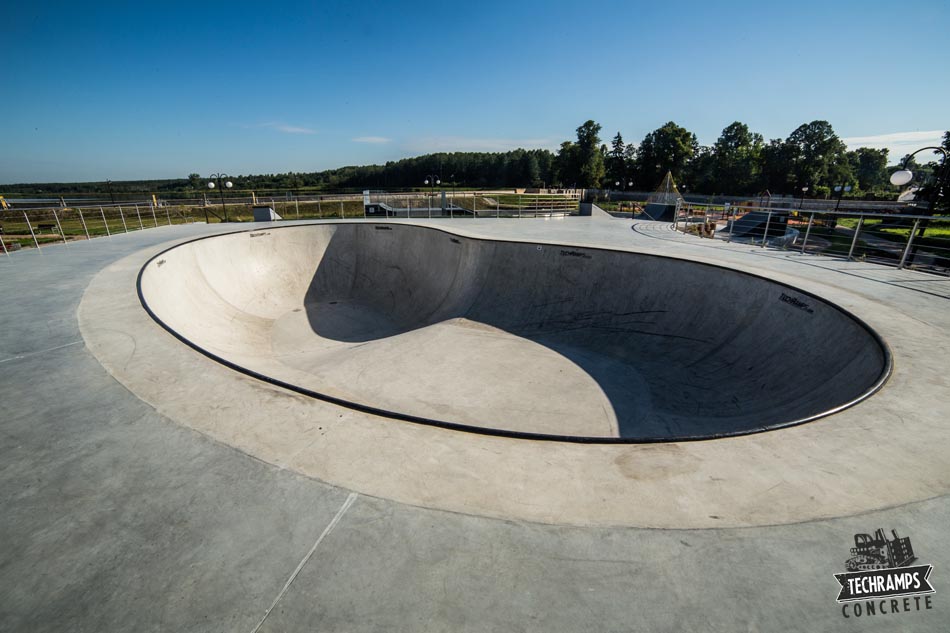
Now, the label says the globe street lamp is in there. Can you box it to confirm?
[799,186,809,209]
[208,173,233,223]
[834,184,852,211]
[424,175,440,218]
[890,146,949,264]
[614,180,634,212]
[890,146,949,214]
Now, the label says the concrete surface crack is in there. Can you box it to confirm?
[250,492,358,633]
[0,340,84,364]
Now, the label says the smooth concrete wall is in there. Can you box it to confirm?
[139,223,888,440]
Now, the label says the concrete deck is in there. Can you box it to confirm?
[1,217,948,631]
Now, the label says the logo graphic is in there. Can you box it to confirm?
[834,529,935,619]
[779,292,814,314]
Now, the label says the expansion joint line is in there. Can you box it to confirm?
[250,492,358,633]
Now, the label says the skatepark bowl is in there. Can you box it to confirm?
[138,222,890,441]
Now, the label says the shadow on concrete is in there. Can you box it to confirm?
[299,224,889,441]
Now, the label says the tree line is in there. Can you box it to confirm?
[279,121,945,201]
[5,123,947,204]
[560,120,948,201]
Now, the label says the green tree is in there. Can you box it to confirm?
[554,141,578,187]
[686,146,717,193]
[521,152,541,186]
[711,121,763,194]
[784,120,851,192]
[574,120,605,188]
[760,139,795,194]
[847,148,889,192]
[607,132,629,186]
[635,122,697,189]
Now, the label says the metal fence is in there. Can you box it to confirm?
[363,191,579,219]
[0,198,365,253]
[0,191,582,254]
[0,203,202,253]
[674,201,950,275]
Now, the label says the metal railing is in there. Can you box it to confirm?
[0,202,202,253]
[0,191,582,255]
[363,191,579,219]
[673,201,950,275]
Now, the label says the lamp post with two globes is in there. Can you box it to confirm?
[833,184,852,211]
[208,173,233,223]
[424,175,440,218]
[614,179,634,213]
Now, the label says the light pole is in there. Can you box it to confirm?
[890,146,949,214]
[799,186,809,209]
[208,173,233,222]
[833,185,852,211]
[106,179,116,205]
[424,175,440,218]
[890,146,950,260]
[614,180,633,212]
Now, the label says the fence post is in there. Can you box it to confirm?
[77,208,90,240]
[100,207,111,236]
[339,200,344,218]
[898,219,921,269]
[119,207,129,233]
[518,194,522,219]
[52,209,68,245]
[150,203,159,227]
[134,204,144,230]
[318,198,323,217]
[761,209,774,247]
[496,196,499,218]
[0,234,8,257]
[726,206,737,243]
[24,212,41,250]
[800,212,815,253]
[295,198,299,218]
[847,216,864,260]
[473,192,476,219]
[165,206,172,226]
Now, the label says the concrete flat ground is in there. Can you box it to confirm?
[1,216,948,632]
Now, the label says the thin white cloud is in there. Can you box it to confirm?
[241,121,317,135]
[352,136,392,144]
[842,130,944,160]
[272,124,316,135]
[405,136,558,153]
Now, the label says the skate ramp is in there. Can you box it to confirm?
[641,202,676,221]
[138,223,889,441]
[729,210,789,240]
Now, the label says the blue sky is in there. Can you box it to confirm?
[3,0,948,183]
